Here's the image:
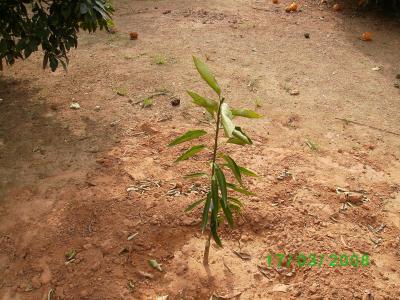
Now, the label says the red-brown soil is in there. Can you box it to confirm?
[1,0,400,299]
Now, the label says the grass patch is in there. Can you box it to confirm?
[305,140,318,151]
[142,98,154,108]
[153,55,167,65]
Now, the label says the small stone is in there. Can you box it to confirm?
[138,270,154,279]
[70,102,80,109]
[346,192,364,204]
[394,82,399,89]
[272,283,289,293]
[396,73,400,79]
[293,289,301,297]
[362,290,374,300]
[163,9,171,14]
[94,106,101,111]
[241,234,253,242]
[80,289,90,298]
[304,33,310,38]
[170,98,180,106]
[175,182,183,189]
[309,283,318,294]
[290,90,300,96]
[182,216,197,226]
[129,32,138,40]
[0,98,3,103]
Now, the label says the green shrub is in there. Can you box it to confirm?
[0,0,113,71]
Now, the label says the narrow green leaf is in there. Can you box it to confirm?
[168,130,207,147]
[238,166,257,177]
[60,60,68,72]
[220,103,235,138]
[228,197,243,207]
[183,172,208,179]
[214,164,227,206]
[229,127,252,145]
[42,53,49,69]
[211,175,219,211]
[221,200,233,227]
[192,56,221,96]
[231,108,263,118]
[220,154,242,185]
[175,145,206,162]
[187,91,218,115]
[211,218,222,246]
[49,56,58,72]
[229,202,242,213]
[215,165,233,226]
[201,192,212,232]
[185,197,206,212]
[227,137,247,145]
[226,182,256,196]
[210,175,222,246]
[80,2,89,14]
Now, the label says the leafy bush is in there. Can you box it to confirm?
[0,0,113,71]
[169,57,262,265]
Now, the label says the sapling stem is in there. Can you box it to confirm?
[203,96,224,266]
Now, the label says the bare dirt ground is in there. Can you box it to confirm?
[1,0,400,299]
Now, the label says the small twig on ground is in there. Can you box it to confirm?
[212,291,243,299]
[251,6,272,12]
[48,288,55,300]
[222,258,233,274]
[335,118,400,137]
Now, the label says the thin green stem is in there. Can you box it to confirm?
[203,95,224,266]
[211,96,224,176]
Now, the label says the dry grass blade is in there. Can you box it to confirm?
[127,180,162,194]
[257,265,271,278]
[211,291,243,299]
[232,249,251,260]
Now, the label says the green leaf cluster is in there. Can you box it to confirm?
[0,0,114,71]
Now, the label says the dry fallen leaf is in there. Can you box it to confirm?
[285,2,298,12]
[361,32,372,41]
[130,32,138,40]
[149,259,163,272]
[333,3,343,11]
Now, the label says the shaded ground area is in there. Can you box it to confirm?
[0,0,400,299]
